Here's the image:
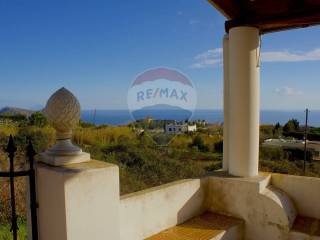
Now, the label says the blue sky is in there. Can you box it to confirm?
[0,0,319,110]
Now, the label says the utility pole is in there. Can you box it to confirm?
[93,109,96,125]
[304,108,309,174]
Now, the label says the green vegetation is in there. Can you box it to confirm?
[0,119,222,238]
[28,112,48,128]
[283,118,300,132]
[73,124,223,194]
[0,219,27,240]
[0,111,48,128]
[1,116,320,238]
[259,119,320,176]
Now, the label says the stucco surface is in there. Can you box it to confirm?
[34,161,320,240]
[206,174,296,240]
[272,173,320,219]
[36,160,120,240]
[120,178,207,240]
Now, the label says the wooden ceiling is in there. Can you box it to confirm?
[208,0,320,34]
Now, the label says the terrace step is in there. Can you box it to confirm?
[145,212,243,240]
[261,185,297,228]
[290,215,320,240]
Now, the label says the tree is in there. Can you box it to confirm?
[283,119,299,133]
[28,112,48,127]
[189,135,208,152]
[273,122,282,137]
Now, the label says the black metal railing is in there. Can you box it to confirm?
[0,135,38,240]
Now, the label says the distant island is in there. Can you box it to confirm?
[0,107,35,117]
[132,104,193,122]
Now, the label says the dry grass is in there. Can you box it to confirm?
[73,126,136,146]
[0,148,27,225]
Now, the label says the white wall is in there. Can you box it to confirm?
[36,161,120,240]
[205,174,296,240]
[119,179,207,240]
[271,173,320,219]
[118,173,320,240]
[187,125,197,132]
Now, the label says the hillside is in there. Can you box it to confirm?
[0,107,34,117]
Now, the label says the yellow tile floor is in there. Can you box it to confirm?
[145,212,243,240]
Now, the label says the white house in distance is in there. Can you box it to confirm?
[165,123,197,134]
[263,138,320,160]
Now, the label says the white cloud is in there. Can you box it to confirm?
[261,48,320,62]
[190,48,222,69]
[191,48,320,69]
[275,86,303,96]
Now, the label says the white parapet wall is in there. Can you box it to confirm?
[33,152,320,240]
[271,173,320,219]
[119,178,207,240]
[117,173,320,240]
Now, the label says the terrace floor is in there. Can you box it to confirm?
[291,215,320,239]
[145,212,243,240]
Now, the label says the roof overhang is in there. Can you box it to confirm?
[208,0,320,34]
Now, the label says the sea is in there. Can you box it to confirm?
[81,109,320,127]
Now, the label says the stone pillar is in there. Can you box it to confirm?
[223,34,230,171]
[36,161,120,240]
[34,88,120,240]
[228,26,260,177]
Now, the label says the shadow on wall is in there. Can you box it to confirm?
[177,179,208,224]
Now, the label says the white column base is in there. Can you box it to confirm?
[40,139,91,166]
[40,151,90,166]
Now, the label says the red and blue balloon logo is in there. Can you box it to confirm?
[128,67,197,121]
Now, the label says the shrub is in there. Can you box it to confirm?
[28,112,48,127]
[205,161,222,172]
[214,140,223,153]
[189,135,209,152]
[260,146,289,161]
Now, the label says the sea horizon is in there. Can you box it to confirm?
[81,109,320,127]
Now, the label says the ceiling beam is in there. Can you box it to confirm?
[225,7,320,34]
[207,0,240,19]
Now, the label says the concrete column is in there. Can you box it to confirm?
[36,161,120,240]
[223,34,230,171]
[228,26,260,177]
